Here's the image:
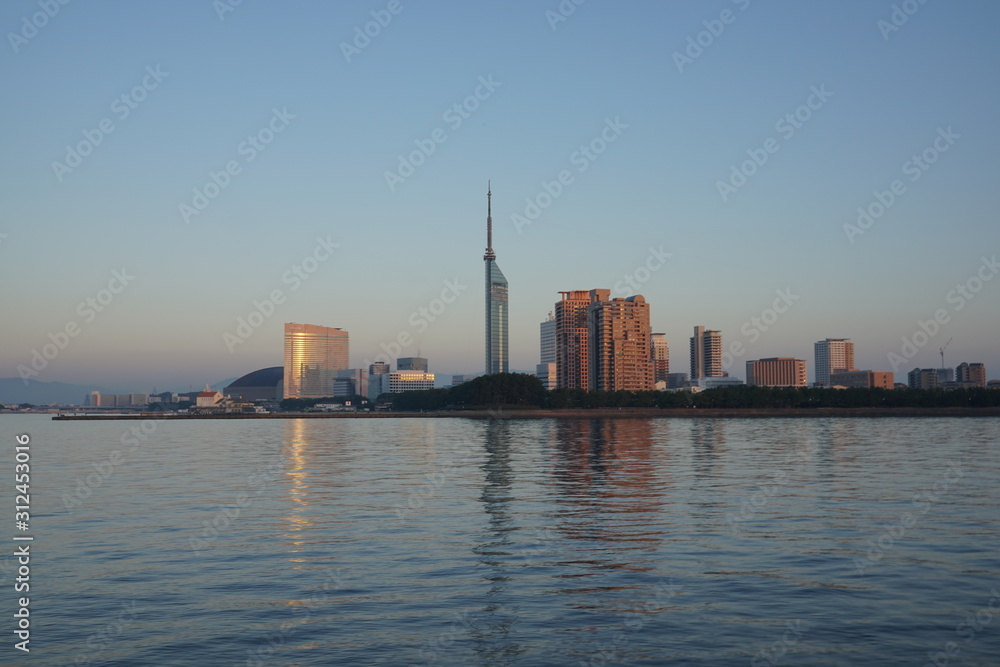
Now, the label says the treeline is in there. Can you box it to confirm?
[388,373,1000,411]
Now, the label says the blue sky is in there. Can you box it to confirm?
[2,0,998,391]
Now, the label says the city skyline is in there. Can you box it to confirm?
[2,2,998,390]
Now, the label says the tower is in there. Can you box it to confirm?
[589,292,654,392]
[690,326,723,380]
[484,182,509,374]
[651,333,669,384]
[283,323,349,399]
[814,338,855,386]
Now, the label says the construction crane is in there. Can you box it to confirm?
[939,337,953,370]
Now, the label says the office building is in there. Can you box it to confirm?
[936,367,955,384]
[829,370,894,389]
[483,183,509,375]
[814,338,856,386]
[283,323,349,399]
[540,313,556,365]
[746,358,807,387]
[334,368,368,398]
[398,357,428,372]
[651,333,669,384]
[690,326,723,381]
[589,292,654,392]
[536,363,557,390]
[555,290,593,390]
[667,373,689,389]
[388,370,435,393]
[956,362,986,387]
[908,368,939,389]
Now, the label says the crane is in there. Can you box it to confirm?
[939,337,952,370]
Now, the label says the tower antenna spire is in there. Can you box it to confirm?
[484,180,495,260]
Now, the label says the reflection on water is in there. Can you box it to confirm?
[5,415,1000,666]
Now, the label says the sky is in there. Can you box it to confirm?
[2,0,999,392]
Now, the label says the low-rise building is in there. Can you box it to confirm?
[830,370,894,389]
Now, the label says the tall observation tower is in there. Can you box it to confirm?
[484,181,509,375]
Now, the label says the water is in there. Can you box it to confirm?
[2,414,998,666]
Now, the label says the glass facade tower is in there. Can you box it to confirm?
[283,323,349,399]
[484,183,509,374]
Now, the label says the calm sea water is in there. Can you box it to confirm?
[1,414,998,666]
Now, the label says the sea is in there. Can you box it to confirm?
[1,414,998,666]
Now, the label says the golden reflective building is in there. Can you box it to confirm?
[282,323,349,399]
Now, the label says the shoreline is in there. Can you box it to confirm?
[52,407,1000,420]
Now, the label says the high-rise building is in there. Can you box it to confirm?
[814,338,856,386]
[936,367,955,384]
[908,368,939,389]
[369,361,390,376]
[540,313,556,365]
[398,357,428,372]
[746,358,807,387]
[956,362,986,387]
[690,326,723,381]
[651,333,669,384]
[334,368,368,397]
[555,290,593,390]
[484,183,509,375]
[283,323,349,399]
[588,293,654,392]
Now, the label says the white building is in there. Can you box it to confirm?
[370,370,435,396]
[540,313,556,364]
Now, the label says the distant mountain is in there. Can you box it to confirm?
[0,378,117,406]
